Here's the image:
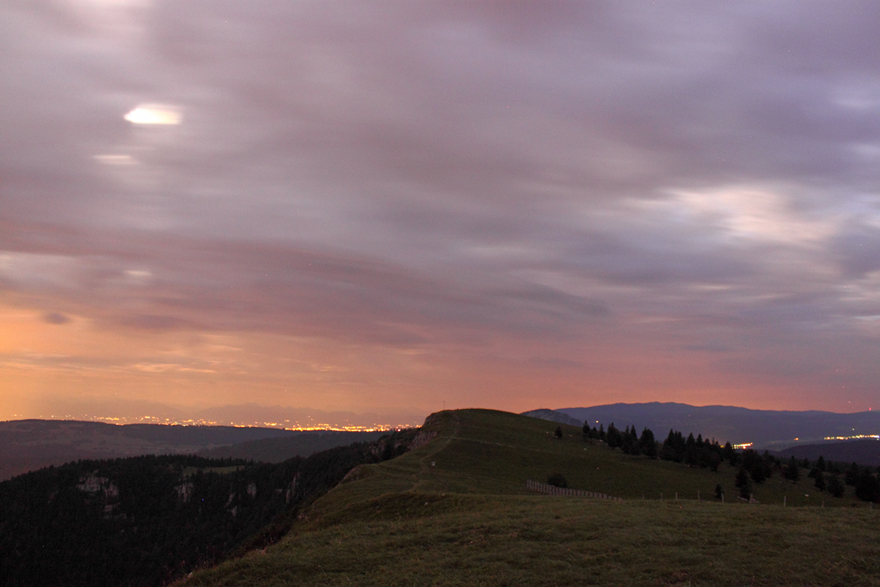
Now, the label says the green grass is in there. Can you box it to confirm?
[186,497,880,587]
[177,409,880,587]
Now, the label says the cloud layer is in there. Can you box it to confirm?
[3,1,880,418]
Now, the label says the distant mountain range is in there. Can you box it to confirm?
[519,409,582,427]
[522,402,880,449]
[773,439,880,467]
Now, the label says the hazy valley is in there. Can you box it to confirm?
[0,419,386,481]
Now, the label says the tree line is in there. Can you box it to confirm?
[581,421,880,502]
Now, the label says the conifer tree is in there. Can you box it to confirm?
[855,470,880,502]
[783,456,800,483]
[606,423,622,448]
[639,428,657,458]
[845,462,861,486]
[722,441,737,465]
[827,474,844,498]
[684,433,698,465]
[814,470,826,492]
[735,467,752,499]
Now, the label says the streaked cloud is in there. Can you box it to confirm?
[43,312,71,325]
[2,0,880,419]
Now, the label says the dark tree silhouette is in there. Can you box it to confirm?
[735,467,752,499]
[827,474,844,498]
[639,428,657,458]
[783,456,800,483]
[605,423,622,449]
[814,470,826,492]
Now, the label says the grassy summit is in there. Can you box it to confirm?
[180,409,880,586]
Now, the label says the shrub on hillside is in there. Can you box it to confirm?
[547,473,568,488]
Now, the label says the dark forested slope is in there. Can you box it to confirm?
[0,430,416,587]
[198,430,387,463]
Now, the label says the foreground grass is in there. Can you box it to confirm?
[177,410,880,586]
[184,495,880,587]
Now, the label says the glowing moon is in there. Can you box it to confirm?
[124,104,182,125]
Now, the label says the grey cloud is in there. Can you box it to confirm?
[831,222,880,278]
[4,1,880,409]
[0,230,601,345]
[43,312,70,325]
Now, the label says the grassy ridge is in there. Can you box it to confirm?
[180,409,880,586]
[357,409,865,506]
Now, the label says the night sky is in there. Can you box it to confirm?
[3,1,880,425]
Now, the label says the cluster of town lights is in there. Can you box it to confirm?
[42,414,405,432]
[823,434,880,441]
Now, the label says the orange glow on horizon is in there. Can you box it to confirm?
[0,297,873,423]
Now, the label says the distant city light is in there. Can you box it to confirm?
[37,413,407,432]
[824,434,880,441]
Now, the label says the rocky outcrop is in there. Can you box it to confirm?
[77,472,119,498]
[410,430,437,450]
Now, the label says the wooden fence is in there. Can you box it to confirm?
[525,479,622,501]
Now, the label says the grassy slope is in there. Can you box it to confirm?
[180,409,880,587]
